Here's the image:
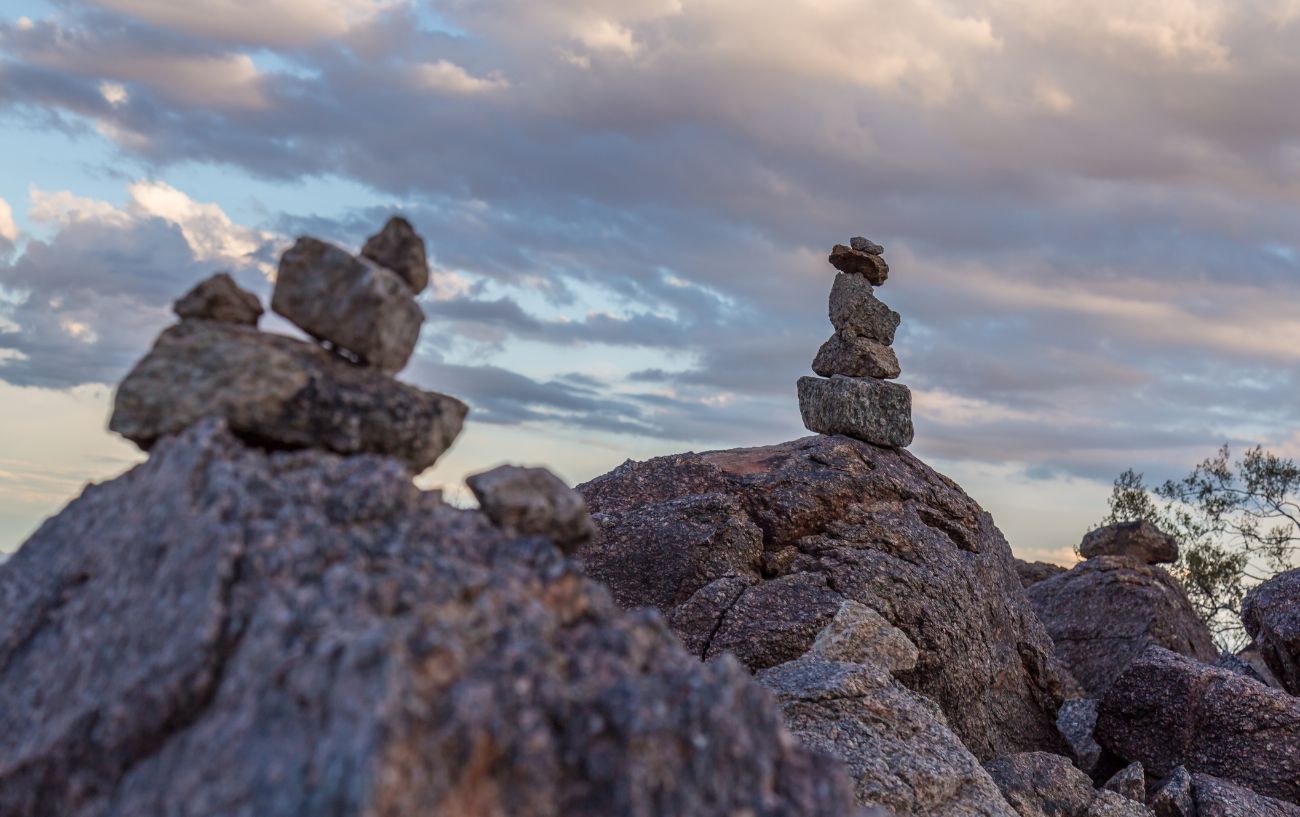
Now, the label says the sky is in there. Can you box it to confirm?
[3,0,1300,563]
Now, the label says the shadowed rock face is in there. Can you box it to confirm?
[983,752,1151,817]
[1015,559,1068,588]
[1027,556,1217,698]
[1242,567,1300,695]
[1079,522,1178,565]
[1193,774,1300,817]
[578,433,1067,760]
[110,320,466,472]
[1096,647,1300,806]
[0,421,859,817]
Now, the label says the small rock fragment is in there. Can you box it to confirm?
[1080,521,1179,565]
[1105,762,1147,805]
[985,752,1150,817]
[173,272,263,326]
[808,600,919,673]
[272,237,424,372]
[1017,559,1069,588]
[812,333,901,379]
[1056,698,1102,775]
[1241,567,1300,696]
[1149,767,1195,817]
[797,375,914,448]
[467,465,596,554]
[849,236,884,255]
[829,244,889,285]
[1194,774,1300,817]
[828,273,900,343]
[361,215,430,293]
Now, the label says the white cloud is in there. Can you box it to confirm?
[99,81,129,106]
[414,60,509,95]
[0,198,17,243]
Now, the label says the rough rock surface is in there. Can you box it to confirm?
[467,464,596,554]
[1027,556,1217,697]
[812,333,902,379]
[797,375,915,448]
[361,215,430,293]
[829,273,900,343]
[1241,567,1300,695]
[760,654,1017,817]
[173,272,264,325]
[1193,774,1300,817]
[984,752,1151,817]
[1104,763,1146,805]
[1016,559,1068,588]
[0,421,860,817]
[1150,767,1194,817]
[578,433,1067,760]
[1057,698,1102,775]
[830,244,890,284]
[272,236,424,372]
[1096,647,1300,805]
[110,319,466,472]
[850,236,885,255]
[1080,522,1179,565]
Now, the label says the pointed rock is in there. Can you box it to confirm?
[173,272,263,326]
[361,215,430,293]
[466,464,595,554]
[828,273,900,343]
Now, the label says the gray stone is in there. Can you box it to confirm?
[812,333,901,379]
[173,272,264,325]
[0,420,859,817]
[110,319,466,472]
[760,656,1017,817]
[1194,774,1300,817]
[1057,698,1102,775]
[1105,763,1147,805]
[1241,567,1300,695]
[830,244,889,284]
[984,752,1152,817]
[829,273,900,343]
[272,236,424,372]
[1150,767,1195,817]
[1017,558,1069,588]
[466,464,595,554]
[361,215,429,293]
[1027,556,1218,697]
[1096,647,1300,805]
[810,600,919,673]
[797,375,914,449]
[850,236,885,255]
[1080,521,1179,565]
[579,433,1069,760]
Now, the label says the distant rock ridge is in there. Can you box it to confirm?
[798,236,914,448]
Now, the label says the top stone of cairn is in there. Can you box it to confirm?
[829,239,889,285]
[361,216,430,294]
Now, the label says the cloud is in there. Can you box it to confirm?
[414,60,508,95]
[83,0,401,47]
[0,198,16,243]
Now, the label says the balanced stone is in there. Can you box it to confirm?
[829,273,900,343]
[467,464,596,554]
[272,237,424,372]
[110,319,466,472]
[173,272,263,326]
[829,244,889,285]
[850,236,884,255]
[812,333,900,379]
[797,375,913,448]
[361,216,430,293]
[1080,520,1179,564]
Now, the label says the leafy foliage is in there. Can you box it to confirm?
[1101,446,1300,650]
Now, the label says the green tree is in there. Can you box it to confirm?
[1101,446,1300,650]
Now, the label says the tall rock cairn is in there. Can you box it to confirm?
[797,236,914,448]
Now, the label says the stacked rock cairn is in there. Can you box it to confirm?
[797,236,914,448]
[110,218,468,472]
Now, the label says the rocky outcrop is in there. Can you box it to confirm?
[983,752,1151,816]
[800,236,913,447]
[272,236,424,372]
[578,432,1067,760]
[0,420,860,817]
[1080,522,1178,565]
[172,271,263,325]
[110,319,465,471]
[1150,767,1195,817]
[1096,647,1300,805]
[467,464,596,554]
[1016,559,1068,588]
[1027,557,1217,697]
[1241,567,1300,695]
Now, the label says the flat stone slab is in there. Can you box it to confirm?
[798,375,913,448]
[829,245,889,285]
[272,237,424,372]
[812,333,900,378]
[110,319,466,472]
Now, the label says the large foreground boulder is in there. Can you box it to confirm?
[110,319,465,472]
[1241,567,1300,695]
[0,421,858,817]
[1096,647,1300,806]
[578,433,1067,760]
[1026,556,1217,697]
